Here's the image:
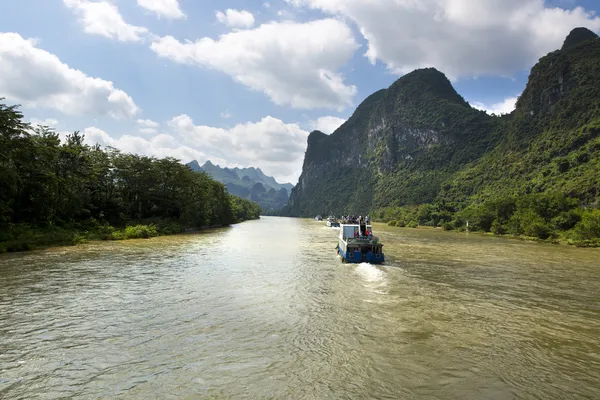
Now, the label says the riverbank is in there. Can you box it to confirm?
[382,223,600,248]
[0,218,258,253]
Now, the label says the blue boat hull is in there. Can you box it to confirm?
[337,244,385,264]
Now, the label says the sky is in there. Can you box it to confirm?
[1,0,599,184]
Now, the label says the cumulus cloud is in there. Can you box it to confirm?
[310,116,346,134]
[82,126,207,161]
[81,115,309,183]
[63,0,148,42]
[137,0,185,19]
[216,9,255,28]
[137,119,159,128]
[472,96,519,115]
[150,19,358,110]
[136,118,160,134]
[30,118,59,127]
[168,114,309,182]
[0,33,139,118]
[276,9,296,20]
[287,0,600,79]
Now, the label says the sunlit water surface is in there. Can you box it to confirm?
[1,217,599,399]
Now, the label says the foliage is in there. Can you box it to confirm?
[285,28,600,246]
[0,100,260,252]
[188,160,292,212]
[375,192,598,246]
[573,209,600,240]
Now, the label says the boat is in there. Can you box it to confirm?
[315,215,323,221]
[336,220,384,264]
[326,216,340,228]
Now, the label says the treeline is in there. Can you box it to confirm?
[0,100,260,252]
[373,192,600,247]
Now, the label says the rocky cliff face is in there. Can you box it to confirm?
[285,27,600,217]
[285,68,500,216]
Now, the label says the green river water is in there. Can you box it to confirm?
[0,216,599,399]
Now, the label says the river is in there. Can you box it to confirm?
[1,217,599,399]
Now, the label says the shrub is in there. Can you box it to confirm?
[573,209,600,240]
[123,225,159,239]
[491,219,506,235]
[518,209,553,239]
[551,211,581,231]
[110,230,125,240]
[407,221,418,228]
[441,222,453,231]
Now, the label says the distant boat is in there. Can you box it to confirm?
[315,215,323,221]
[326,216,340,228]
[336,220,384,264]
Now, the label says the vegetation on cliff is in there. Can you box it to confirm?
[0,101,260,252]
[187,160,293,212]
[284,27,600,246]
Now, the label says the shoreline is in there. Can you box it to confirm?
[0,219,258,254]
[379,224,600,248]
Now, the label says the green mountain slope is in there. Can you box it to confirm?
[187,160,293,211]
[441,27,600,205]
[284,27,600,245]
[285,67,503,216]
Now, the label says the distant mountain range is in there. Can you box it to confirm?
[187,160,293,211]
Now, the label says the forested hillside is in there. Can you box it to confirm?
[0,101,260,252]
[187,160,292,211]
[284,27,600,246]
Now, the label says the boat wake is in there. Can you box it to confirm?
[354,262,386,283]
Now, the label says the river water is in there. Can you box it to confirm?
[1,217,599,399]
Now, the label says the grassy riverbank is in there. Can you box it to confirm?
[372,192,600,248]
[0,218,257,253]
[382,222,600,248]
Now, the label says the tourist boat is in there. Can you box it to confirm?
[336,220,384,264]
[326,216,340,228]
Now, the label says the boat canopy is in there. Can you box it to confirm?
[339,223,373,239]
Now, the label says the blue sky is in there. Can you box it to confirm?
[0,0,599,183]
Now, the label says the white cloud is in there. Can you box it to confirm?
[216,9,255,28]
[220,111,233,119]
[136,119,159,134]
[30,118,59,127]
[80,115,309,183]
[137,119,159,128]
[82,126,208,162]
[287,0,600,79]
[137,0,185,19]
[310,116,345,134]
[472,96,519,115]
[168,114,309,182]
[150,19,358,110]
[276,9,296,20]
[0,32,139,118]
[63,0,148,42]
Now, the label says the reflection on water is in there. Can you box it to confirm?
[1,217,599,399]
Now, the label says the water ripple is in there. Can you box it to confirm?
[0,217,599,399]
